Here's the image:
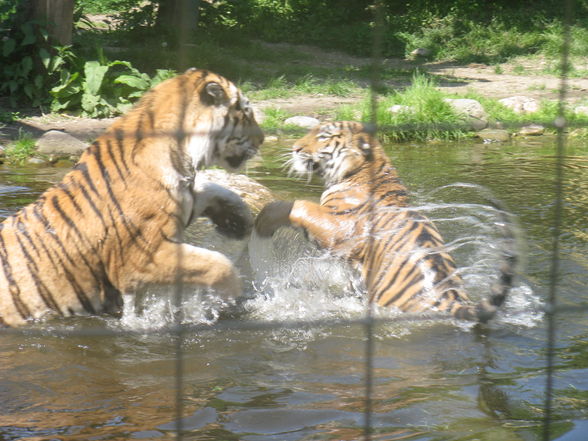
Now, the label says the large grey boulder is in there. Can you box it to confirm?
[36,130,88,156]
[186,170,276,264]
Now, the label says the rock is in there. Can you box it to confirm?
[264,135,279,143]
[387,104,413,114]
[569,128,588,138]
[284,116,320,129]
[197,169,275,214]
[185,169,276,264]
[410,48,431,58]
[52,159,76,168]
[518,124,545,136]
[444,98,488,130]
[498,96,540,114]
[476,128,510,143]
[36,130,88,156]
[26,157,46,166]
[574,105,588,116]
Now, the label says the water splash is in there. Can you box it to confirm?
[115,185,542,337]
[246,193,542,338]
[117,288,231,331]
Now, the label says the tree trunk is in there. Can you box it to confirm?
[155,0,200,38]
[32,0,74,45]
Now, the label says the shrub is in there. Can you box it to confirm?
[0,17,75,107]
[50,51,176,117]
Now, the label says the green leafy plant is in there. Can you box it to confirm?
[50,51,176,117]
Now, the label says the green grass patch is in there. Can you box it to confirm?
[260,107,293,132]
[5,131,37,165]
[337,72,469,142]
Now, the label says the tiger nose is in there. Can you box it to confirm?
[293,144,302,152]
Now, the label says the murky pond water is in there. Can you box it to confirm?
[1,136,587,440]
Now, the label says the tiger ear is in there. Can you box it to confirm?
[203,82,227,106]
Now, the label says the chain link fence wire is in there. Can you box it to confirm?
[542,0,574,439]
[0,1,584,440]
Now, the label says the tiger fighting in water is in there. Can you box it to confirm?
[255,121,516,322]
[0,68,264,327]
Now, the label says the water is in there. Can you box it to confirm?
[1,136,587,440]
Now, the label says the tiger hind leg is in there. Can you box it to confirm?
[128,242,242,300]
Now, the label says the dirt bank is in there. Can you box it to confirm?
[1,45,584,146]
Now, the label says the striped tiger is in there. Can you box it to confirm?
[254,121,516,322]
[0,68,264,327]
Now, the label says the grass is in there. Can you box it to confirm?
[260,107,309,136]
[5,131,37,165]
[335,72,469,142]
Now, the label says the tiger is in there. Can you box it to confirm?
[254,121,516,322]
[0,68,264,327]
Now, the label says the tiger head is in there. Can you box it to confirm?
[140,68,264,173]
[289,121,381,186]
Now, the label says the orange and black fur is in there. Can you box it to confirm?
[0,68,264,326]
[255,121,515,322]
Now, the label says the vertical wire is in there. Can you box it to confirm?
[543,0,572,439]
[363,2,385,440]
[173,249,185,441]
[173,2,203,438]
[177,0,201,70]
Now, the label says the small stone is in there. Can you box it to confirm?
[519,124,545,136]
[26,157,46,166]
[574,105,588,116]
[284,116,320,129]
[444,98,488,130]
[36,130,88,156]
[476,128,510,142]
[264,135,279,143]
[498,96,540,114]
[410,48,431,58]
[387,104,413,114]
[52,159,75,168]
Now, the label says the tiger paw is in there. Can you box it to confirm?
[254,201,294,237]
[203,196,253,240]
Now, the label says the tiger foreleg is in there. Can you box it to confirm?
[192,179,253,240]
[255,200,347,249]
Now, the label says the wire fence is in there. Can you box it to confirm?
[1,0,585,440]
